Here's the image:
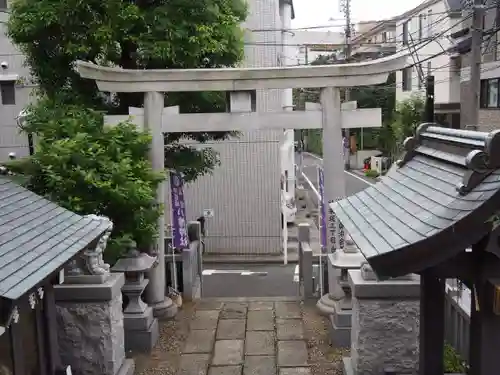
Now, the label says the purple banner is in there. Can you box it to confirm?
[318,166,327,252]
[170,172,189,249]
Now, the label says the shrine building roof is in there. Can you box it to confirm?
[332,124,500,279]
[0,177,110,300]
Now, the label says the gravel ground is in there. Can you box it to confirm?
[302,301,348,375]
[132,299,347,375]
[133,302,195,375]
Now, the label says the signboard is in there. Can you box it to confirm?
[319,166,345,253]
[318,166,327,252]
[169,172,189,249]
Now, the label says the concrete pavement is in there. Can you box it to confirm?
[202,264,298,298]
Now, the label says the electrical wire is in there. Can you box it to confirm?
[248,8,470,33]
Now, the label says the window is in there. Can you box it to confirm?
[402,68,412,91]
[402,21,409,45]
[0,82,15,105]
[480,78,500,108]
[382,32,387,43]
[0,0,7,10]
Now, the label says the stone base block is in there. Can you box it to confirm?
[328,316,350,348]
[125,317,159,353]
[55,274,127,375]
[151,297,178,319]
[124,308,154,331]
[117,359,135,375]
[332,308,351,328]
[330,300,352,327]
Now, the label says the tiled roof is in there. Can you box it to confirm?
[0,177,110,300]
[333,124,500,278]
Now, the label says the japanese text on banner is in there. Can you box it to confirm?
[170,172,189,249]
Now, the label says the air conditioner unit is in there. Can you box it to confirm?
[371,156,383,174]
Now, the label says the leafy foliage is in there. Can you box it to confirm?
[8,0,248,178]
[389,94,425,156]
[7,97,164,262]
[7,0,248,260]
[443,342,466,373]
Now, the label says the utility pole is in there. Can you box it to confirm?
[298,46,309,181]
[425,75,435,123]
[424,62,435,124]
[340,0,352,169]
[469,0,485,127]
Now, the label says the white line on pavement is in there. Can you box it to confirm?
[202,269,269,276]
[344,170,375,187]
[302,151,375,187]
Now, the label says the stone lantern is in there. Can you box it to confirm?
[318,234,365,347]
[112,241,159,353]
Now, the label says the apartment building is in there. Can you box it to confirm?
[395,0,463,128]
[453,0,500,131]
[351,19,398,61]
[0,10,33,161]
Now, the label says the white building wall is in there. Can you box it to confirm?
[291,30,344,65]
[168,0,284,255]
[0,13,34,161]
[395,0,457,105]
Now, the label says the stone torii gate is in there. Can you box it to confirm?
[76,52,409,317]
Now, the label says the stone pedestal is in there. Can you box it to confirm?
[325,247,365,347]
[55,273,134,375]
[317,236,361,319]
[343,264,420,375]
[112,248,159,353]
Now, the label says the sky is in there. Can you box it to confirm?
[291,0,425,30]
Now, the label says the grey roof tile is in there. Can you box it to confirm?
[332,125,500,278]
[0,177,109,300]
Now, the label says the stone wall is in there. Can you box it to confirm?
[351,298,420,375]
[346,268,420,375]
[55,273,132,375]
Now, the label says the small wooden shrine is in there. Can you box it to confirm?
[332,124,500,375]
[0,176,111,375]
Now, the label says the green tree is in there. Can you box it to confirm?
[7,0,248,260]
[293,53,397,156]
[390,94,425,155]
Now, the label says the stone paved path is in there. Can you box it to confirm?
[179,298,311,375]
[134,297,345,375]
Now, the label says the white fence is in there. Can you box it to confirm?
[445,280,471,363]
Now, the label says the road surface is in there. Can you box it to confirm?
[202,263,298,297]
[298,152,373,197]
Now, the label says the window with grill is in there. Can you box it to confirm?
[0,82,15,105]
[480,78,500,108]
